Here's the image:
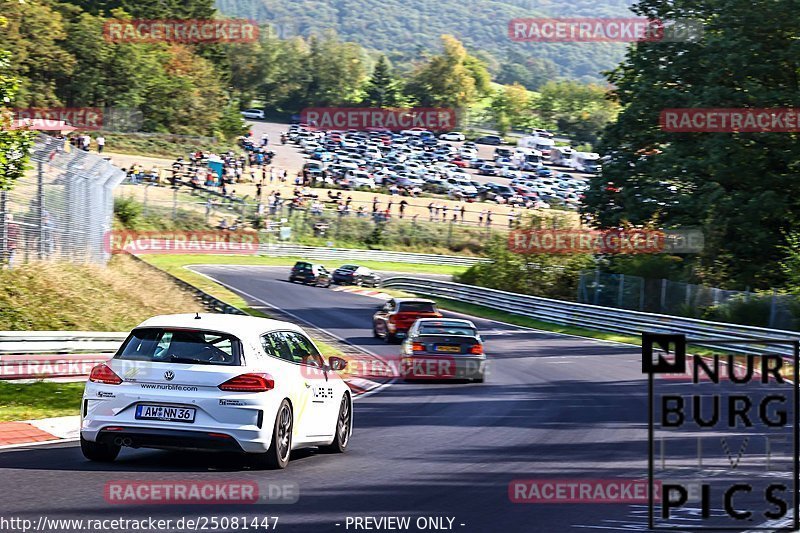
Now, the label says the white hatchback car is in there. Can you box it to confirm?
[80,314,353,469]
[241,109,266,120]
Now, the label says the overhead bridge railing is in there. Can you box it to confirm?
[380,277,800,357]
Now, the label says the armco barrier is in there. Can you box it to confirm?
[0,332,125,380]
[381,277,800,357]
[259,244,486,267]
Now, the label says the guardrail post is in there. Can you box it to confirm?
[37,161,45,260]
[769,290,778,328]
[618,274,625,308]
[660,279,667,312]
[0,190,6,265]
[639,279,645,311]
[593,269,600,305]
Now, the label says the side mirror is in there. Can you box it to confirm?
[328,356,348,372]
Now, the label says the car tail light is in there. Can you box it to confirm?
[219,373,274,392]
[470,344,484,355]
[388,315,396,324]
[89,363,123,385]
[412,342,426,352]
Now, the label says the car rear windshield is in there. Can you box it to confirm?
[115,328,242,366]
[419,324,476,336]
[398,302,437,313]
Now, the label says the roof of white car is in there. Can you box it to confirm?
[415,317,475,327]
[135,313,303,340]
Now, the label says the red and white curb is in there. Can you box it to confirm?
[329,286,392,300]
[0,415,80,449]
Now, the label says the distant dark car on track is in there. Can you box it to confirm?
[289,261,332,287]
[332,265,381,287]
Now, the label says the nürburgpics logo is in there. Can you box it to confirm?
[644,333,799,530]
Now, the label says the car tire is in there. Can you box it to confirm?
[319,395,351,454]
[473,376,485,383]
[80,435,120,462]
[258,400,293,470]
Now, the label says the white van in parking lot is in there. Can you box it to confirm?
[570,152,602,174]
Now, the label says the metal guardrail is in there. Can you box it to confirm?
[381,277,800,357]
[259,244,486,266]
[0,331,127,356]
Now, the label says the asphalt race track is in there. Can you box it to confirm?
[0,265,789,532]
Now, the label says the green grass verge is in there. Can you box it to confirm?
[145,254,467,276]
[0,382,84,422]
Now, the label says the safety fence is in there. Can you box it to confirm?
[381,276,800,357]
[0,135,125,266]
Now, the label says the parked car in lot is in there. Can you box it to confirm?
[289,261,332,287]
[80,314,353,469]
[373,298,443,343]
[439,131,466,141]
[332,265,381,287]
[241,109,265,120]
[478,162,498,175]
[400,318,486,382]
[481,182,516,203]
[475,135,504,145]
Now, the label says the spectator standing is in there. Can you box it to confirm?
[399,199,408,218]
[96,135,105,153]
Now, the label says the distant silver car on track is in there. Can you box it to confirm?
[400,318,486,382]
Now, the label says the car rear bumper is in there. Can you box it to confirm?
[402,355,486,380]
[94,426,247,453]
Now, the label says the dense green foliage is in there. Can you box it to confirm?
[0,11,35,191]
[215,0,631,86]
[582,0,800,291]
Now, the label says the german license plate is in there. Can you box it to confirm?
[135,404,196,423]
[435,345,461,353]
